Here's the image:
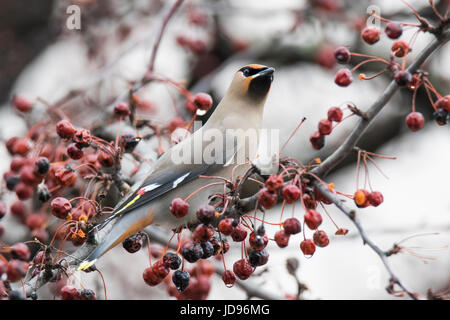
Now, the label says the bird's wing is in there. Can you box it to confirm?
[96,134,239,230]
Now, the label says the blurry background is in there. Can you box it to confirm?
[0,0,449,299]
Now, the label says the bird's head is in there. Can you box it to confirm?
[228,64,275,103]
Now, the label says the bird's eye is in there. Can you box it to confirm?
[242,68,250,76]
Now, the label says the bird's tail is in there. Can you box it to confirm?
[77,207,155,271]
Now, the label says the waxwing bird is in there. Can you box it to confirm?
[78,64,275,271]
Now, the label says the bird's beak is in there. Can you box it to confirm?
[251,67,275,80]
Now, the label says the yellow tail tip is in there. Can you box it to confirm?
[78,259,97,271]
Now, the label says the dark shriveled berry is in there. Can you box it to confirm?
[248,249,269,267]
[80,289,96,300]
[334,46,351,64]
[385,22,403,39]
[37,183,51,202]
[433,108,448,126]
[163,252,182,270]
[122,233,144,253]
[196,204,215,224]
[394,70,412,87]
[200,241,214,259]
[35,157,50,175]
[181,241,203,263]
[172,270,190,292]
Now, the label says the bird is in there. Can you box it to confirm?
[78,64,275,271]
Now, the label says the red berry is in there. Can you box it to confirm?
[13,138,31,156]
[56,120,76,139]
[97,150,114,167]
[233,259,253,280]
[334,68,353,87]
[114,102,130,117]
[60,285,80,300]
[249,232,268,251]
[13,96,32,112]
[300,239,316,256]
[67,143,84,160]
[10,201,27,220]
[303,193,318,209]
[257,188,278,209]
[392,40,410,57]
[218,218,234,236]
[11,242,30,261]
[193,93,213,111]
[394,70,412,87]
[265,174,284,192]
[15,182,33,200]
[405,111,424,132]
[167,116,187,133]
[274,229,290,248]
[367,191,384,207]
[282,184,300,203]
[185,97,197,113]
[334,46,351,64]
[361,27,380,44]
[19,165,40,185]
[170,198,189,218]
[230,223,248,242]
[304,209,323,230]
[151,260,169,279]
[222,270,236,287]
[192,223,215,242]
[313,230,330,247]
[385,22,403,39]
[353,189,370,208]
[196,204,215,224]
[283,217,301,235]
[315,45,336,69]
[26,214,45,230]
[318,119,333,135]
[327,106,343,122]
[6,259,29,282]
[51,197,72,219]
[435,95,450,112]
[54,167,77,187]
[72,128,92,147]
[310,131,325,150]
